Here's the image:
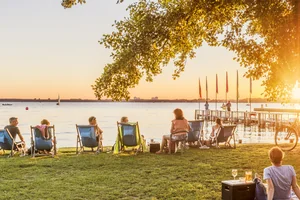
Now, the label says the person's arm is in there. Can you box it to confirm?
[16,127,25,142]
[210,126,215,137]
[96,125,103,135]
[170,121,174,134]
[98,126,103,134]
[188,123,191,132]
[266,178,274,200]
[292,176,300,198]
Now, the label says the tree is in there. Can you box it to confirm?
[62,0,300,102]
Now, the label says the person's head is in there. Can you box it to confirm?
[206,101,208,104]
[173,108,184,120]
[215,118,222,126]
[41,119,50,125]
[9,117,18,126]
[121,116,128,123]
[88,116,97,125]
[269,147,284,165]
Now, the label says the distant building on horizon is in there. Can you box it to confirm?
[151,97,158,100]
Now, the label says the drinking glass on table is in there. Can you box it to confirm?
[232,169,238,180]
[245,171,252,182]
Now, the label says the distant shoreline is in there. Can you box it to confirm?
[0,98,286,103]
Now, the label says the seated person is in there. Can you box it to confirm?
[4,117,26,149]
[156,108,191,154]
[88,116,103,142]
[264,147,300,199]
[34,119,53,154]
[120,116,129,123]
[201,118,222,148]
[35,119,51,139]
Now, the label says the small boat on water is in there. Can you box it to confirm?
[2,103,12,106]
[246,98,250,106]
[56,94,60,105]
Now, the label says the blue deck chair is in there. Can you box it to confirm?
[187,120,204,146]
[30,125,57,157]
[214,125,237,148]
[114,122,145,155]
[0,129,26,157]
[76,125,103,154]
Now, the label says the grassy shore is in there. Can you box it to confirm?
[0,144,299,200]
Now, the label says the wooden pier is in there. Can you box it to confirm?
[195,109,258,126]
[195,107,300,130]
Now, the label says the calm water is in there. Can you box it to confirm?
[0,102,295,147]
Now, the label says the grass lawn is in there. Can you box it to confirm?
[0,144,300,200]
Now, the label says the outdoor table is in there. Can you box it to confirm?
[221,180,255,200]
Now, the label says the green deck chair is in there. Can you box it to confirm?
[113,122,146,155]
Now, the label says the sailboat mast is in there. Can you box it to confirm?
[57,94,60,105]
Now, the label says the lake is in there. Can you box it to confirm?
[0,102,295,147]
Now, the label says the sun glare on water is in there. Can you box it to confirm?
[292,81,300,99]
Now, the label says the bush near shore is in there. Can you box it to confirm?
[0,144,299,199]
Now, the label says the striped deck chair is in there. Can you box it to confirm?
[214,125,237,148]
[0,129,26,157]
[30,125,57,157]
[169,131,188,155]
[76,125,103,154]
[187,120,204,146]
[113,122,145,155]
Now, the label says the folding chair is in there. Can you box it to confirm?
[30,125,57,157]
[113,122,145,155]
[0,129,26,157]
[214,125,237,148]
[169,131,188,155]
[76,125,103,154]
[187,120,204,146]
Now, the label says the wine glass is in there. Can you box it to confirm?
[232,169,238,180]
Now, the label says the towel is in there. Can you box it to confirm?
[35,125,49,139]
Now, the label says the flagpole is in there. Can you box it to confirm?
[226,71,228,103]
[198,78,201,119]
[216,74,218,111]
[206,76,208,103]
[250,77,252,112]
[237,70,239,114]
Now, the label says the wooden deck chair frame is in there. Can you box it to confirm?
[0,128,26,158]
[76,124,103,155]
[117,122,143,155]
[214,125,237,149]
[187,120,204,146]
[30,125,57,158]
[170,132,188,155]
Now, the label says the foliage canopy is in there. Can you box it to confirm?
[62,0,300,102]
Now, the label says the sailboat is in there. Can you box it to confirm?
[246,98,250,106]
[56,94,60,105]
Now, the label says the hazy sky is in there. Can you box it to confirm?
[0,0,264,100]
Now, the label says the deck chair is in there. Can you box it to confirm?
[0,129,26,157]
[187,120,204,146]
[30,125,57,157]
[113,122,145,155]
[76,125,103,154]
[214,125,237,148]
[170,132,188,155]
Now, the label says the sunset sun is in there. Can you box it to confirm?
[292,81,300,99]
